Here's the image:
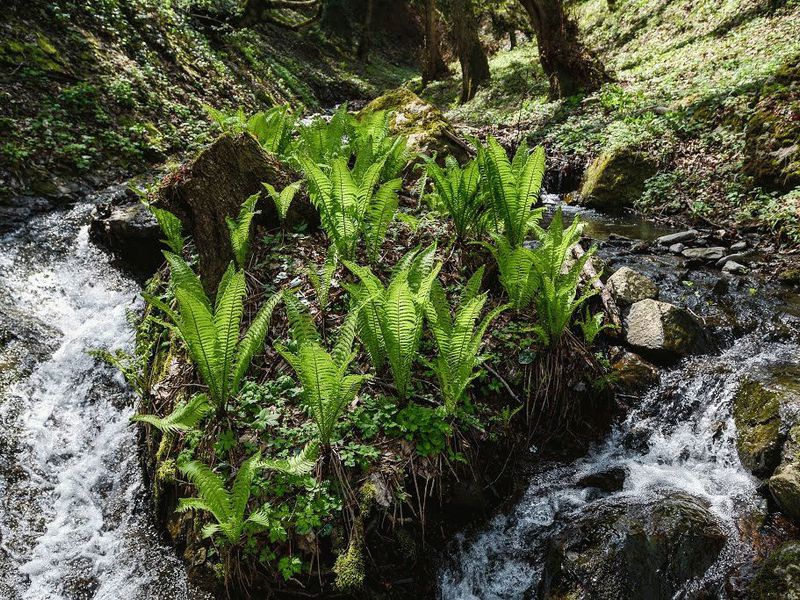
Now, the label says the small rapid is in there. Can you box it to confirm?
[0,199,204,599]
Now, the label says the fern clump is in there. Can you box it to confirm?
[425,268,508,413]
[226,193,260,268]
[477,136,545,247]
[205,104,296,159]
[276,296,371,446]
[344,244,441,399]
[425,155,485,241]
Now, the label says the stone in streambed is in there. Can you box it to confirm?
[682,246,726,261]
[89,202,162,278]
[625,299,708,362]
[538,492,727,599]
[656,229,698,245]
[747,541,800,599]
[611,350,660,392]
[733,379,786,478]
[576,467,626,492]
[607,266,658,305]
[579,145,660,212]
[722,261,749,275]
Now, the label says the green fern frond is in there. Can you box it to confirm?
[149,206,186,255]
[227,193,260,268]
[131,393,213,434]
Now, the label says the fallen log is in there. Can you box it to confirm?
[572,243,622,331]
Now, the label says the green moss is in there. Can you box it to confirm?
[580,146,660,212]
[333,527,365,592]
[748,541,800,599]
[156,457,177,484]
[733,379,784,478]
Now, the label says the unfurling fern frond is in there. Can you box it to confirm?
[226,193,260,268]
[264,181,302,223]
[149,206,186,255]
[131,393,213,434]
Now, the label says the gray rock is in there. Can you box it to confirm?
[669,242,685,254]
[715,253,750,268]
[722,260,749,275]
[607,267,659,305]
[656,229,698,245]
[611,350,660,392]
[625,299,708,362]
[682,246,726,261]
[89,202,162,278]
[730,241,748,252]
[539,492,727,600]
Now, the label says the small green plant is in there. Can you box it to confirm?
[476,137,545,247]
[425,156,485,241]
[299,155,400,261]
[305,246,338,312]
[294,103,352,165]
[344,245,441,399]
[149,206,186,255]
[576,307,612,345]
[350,110,409,183]
[263,181,302,223]
[484,236,538,310]
[275,299,371,446]
[205,104,296,159]
[392,403,451,457]
[131,393,213,434]
[226,193,260,268]
[425,268,508,413]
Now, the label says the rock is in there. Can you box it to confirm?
[715,253,749,268]
[157,132,316,291]
[748,541,800,599]
[681,246,726,261]
[656,229,698,246]
[730,241,748,252]
[733,379,786,478]
[744,58,800,193]
[579,146,660,212]
[359,88,469,162]
[89,202,162,278]
[669,242,685,255]
[770,462,800,521]
[722,261,749,275]
[625,299,708,362]
[576,467,626,492]
[778,268,800,286]
[539,492,727,599]
[611,350,660,392]
[607,266,658,305]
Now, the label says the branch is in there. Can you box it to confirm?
[571,243,622,330]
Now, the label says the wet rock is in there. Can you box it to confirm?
[611,350,660,393]
[722,261,749,275]
[539,492,727,600]
[625,299,708,362]
[579,146,660,212]
[733,379,786,478]
[576,467,626,492]
[669,242,685,255]
[730,241,748,252]
[359,88,469,162]
[681,246,726,261]
[778,267,800,286]
[157,132,316,291]
[607,266,658,305]
[89,202,162,278]
[656,229,698,246]
[715,253,750,268]
[747,541,800,599]
[769,462,800,521]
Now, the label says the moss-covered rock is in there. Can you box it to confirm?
[733,379,785,478]
[748,541,800,599]
[580,146,660,212]
[744,56,800,193]
[359,87,470,162]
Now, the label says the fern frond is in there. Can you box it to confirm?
[150,206,186,254]
[259,442,319,476]
[131,393,212,434]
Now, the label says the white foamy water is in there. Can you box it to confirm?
[439,335,798,599]
[0,202,205,599]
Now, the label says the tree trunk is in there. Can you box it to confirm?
[356,0,374,62]
[509,29,518,49]
[451,0,489,103]
[422,0,450,84]
[518,0,607,99]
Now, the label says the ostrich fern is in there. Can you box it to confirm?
[425,156,485,241]
[131,393,213,434]
[226,193,260,268]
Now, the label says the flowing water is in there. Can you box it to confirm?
[439,207,800,599]
[0,197,205,599]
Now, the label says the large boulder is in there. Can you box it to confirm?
[769,460,800,521]
[748,541,800,600]
[157,132,316,291]
[744,58,800,192]
[579,145,660,212]
[624,299,708,362]
[611,349,660,393]
[607,266,658,305]
[358,88,470,162]
[732,379,788,478]
[539,492,727,599]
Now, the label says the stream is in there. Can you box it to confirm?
[0,189,798,599]
[0,194,205,599]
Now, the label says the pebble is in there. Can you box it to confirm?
[669,242,685,255]
[722,261,749,275]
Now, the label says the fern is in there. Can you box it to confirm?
[425,270,508,413]
[157,256,282,409]
[149,206,186,255]
[528,208,597,346]
[293,103,352,166]
[477,136,545,247]
[484,236,538,310]
[425,156,486,241]
[276,304,370,445]
[226,193,260,268]
[177,446,315,545]
[576,307,613,345]
[344,245,441,399]
[305,246,338,311]
[263,181,302,222]
[247,104,296,157]
[131,393,213,434]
